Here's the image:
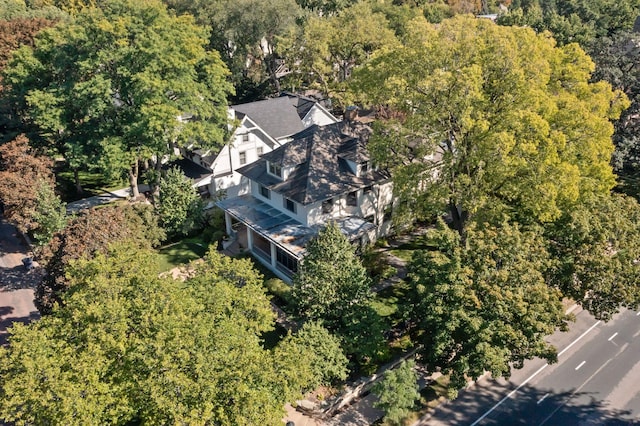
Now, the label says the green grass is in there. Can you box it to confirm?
[156,236,210,272]
[371,281,411,328]
[56,168,127,202]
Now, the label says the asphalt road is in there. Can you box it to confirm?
[0,215,40,346]
[424,307,640,426]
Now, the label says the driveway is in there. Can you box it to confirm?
[0,216,41,346]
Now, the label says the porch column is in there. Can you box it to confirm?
[270,243,277,268]
[247,228,254,250]
[224,212,233,236]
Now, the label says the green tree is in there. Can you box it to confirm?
[372,360,420,425]
[292,222,386,367]
[1,246,312,425]
[352,15,628,236]
[3,0,233,197]
[31,179,66,248]
[408,220,567,397]
[589,31,640,180]
[157,166,204,238]
[546,193,640,320]
[280,320,349,389]
[278,2,399,103]
[36,203,164,314]
[292,222,372,323]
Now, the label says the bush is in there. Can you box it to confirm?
[264,278,293,306]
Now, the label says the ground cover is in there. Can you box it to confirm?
[56,167,126,202]
[156,236,209,272]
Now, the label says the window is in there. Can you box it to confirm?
[259,185,270,199]
[268,161,282,178]
[346,191,358,206]
[239,151,247,165]
[363,185,373,195]
[276,248,298,275]
[257,147,264,156]
[284,198,296,213]
[361,161,369,174]
[322,199,334,214]
[365,215,375,224]
[242,133,250,142]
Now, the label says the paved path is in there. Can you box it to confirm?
[0,216,41,346]
[66,184,150,213]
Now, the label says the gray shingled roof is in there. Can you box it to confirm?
[232,96,306,139]
[238,122,389,205]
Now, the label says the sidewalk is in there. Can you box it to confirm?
[66,184,150,213]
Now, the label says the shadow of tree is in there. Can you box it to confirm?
[429,378,639,425]
[0,264,44,292]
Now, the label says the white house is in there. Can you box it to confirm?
[179,93,338,199]
[217,121,394,282]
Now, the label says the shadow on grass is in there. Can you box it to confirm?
[156,237,210,272]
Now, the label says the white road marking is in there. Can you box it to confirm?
[539,357,614,425]
[537,393,550,404]
[608,332,618,341]
[575,361,586,370]
[470,320,602,426]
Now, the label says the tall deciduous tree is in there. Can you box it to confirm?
[353,15,628,236]
[31,180,67,248]
[36,203,164,313]
[279,2,399,103]
[0,246,312,425]
[407,220,567,397]
[546,193,640,320]
[157,167,204,238]
[3,0,233,197]
[372,360,420,426]
[0,134,55,233]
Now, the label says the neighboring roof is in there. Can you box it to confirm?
[217,195,375,256]
[163,158,211,181]
[232,96,306,139]
[238,122,389,205]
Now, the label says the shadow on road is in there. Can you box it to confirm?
[0,310,40,346]
[0,264,44,292]
[430,379,639,425]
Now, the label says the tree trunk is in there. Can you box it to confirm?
[129,161,139,199]
[73,168,83,195]
[265,53,281,93]
[449,200,465,240]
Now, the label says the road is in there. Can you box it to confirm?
[424,307,640,425]
[0,215,40,346]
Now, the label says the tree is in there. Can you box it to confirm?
[0,134,55,233]
[31,179,66,248]
[0,0,67,20]
[279,320,349,389]
[291,222,386,367]
[292,222,372,323]
[352,15,628,236]
[164,0,302,97]
[372,360,420,425]
[3,0,233,197]
[0,246,312,425]
[407,221,567,397]
[157,167,204,238]
[36,203,165,314]
[278,2,399,103]
[546,193,640,320]
[589,31,640,178]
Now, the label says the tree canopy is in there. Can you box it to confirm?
[157,166,204,238]
[1,246,312,425]
[3,0,233,197]
[407,221,567,397]
[352,15,628,236]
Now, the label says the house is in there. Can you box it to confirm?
[179,93,338,199]
[216,121,394,282]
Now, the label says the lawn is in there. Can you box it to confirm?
[56,168,127,202]
[156,236,210,272]
[371,281,411,328]
[387,234,434,263]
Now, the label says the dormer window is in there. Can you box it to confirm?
[360,161,369,174]
[242,133,250,142]
[268,161,283,178]
[347,191,358,206]
[284,198,297,213]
